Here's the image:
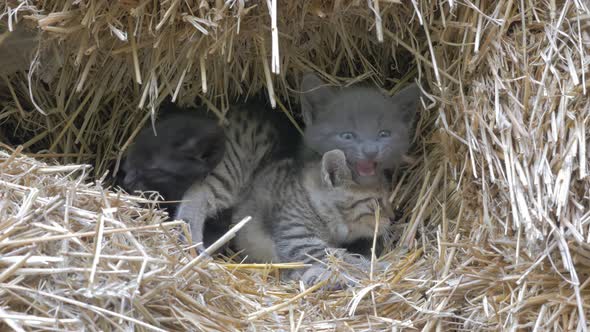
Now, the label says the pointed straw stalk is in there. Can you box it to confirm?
[1,0,590,330]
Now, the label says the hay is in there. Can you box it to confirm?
[1,0,590,330]
[0,147,423,330]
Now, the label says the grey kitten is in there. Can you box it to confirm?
[120,109,226,214]
[232,149,394,287]
[175,102,300,251]
[300,73,420,186]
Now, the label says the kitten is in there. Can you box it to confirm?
[175,102,300,251]
[300,73,420,187]
[120,107,226,216]
[232,149,394,287]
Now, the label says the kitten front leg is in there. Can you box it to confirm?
[176,182,235,254]
[175,185,213,253]
[176,157,242,254]
[276,237,334,287]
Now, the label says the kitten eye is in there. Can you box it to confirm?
[340,132,355,140]
[378,130,391,138]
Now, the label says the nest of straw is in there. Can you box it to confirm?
[1,0,590,330]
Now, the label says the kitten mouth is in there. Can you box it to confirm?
[355,160,377,177]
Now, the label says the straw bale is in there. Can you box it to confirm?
[1,0,590,330]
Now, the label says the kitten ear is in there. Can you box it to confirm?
[392,83,421,124]
[199,134,226,168]
[179,133,225,167]
[300,73,337,126]
[321,149,352,188]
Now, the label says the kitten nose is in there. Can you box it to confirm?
[362,145,378,160]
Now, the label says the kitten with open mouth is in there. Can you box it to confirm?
[355,160,377,177]
[299,73,421,186]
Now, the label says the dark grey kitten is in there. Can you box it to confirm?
[120,108,226,214]
[300,73,420,187]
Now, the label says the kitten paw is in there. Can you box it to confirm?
[340,252,390,273]
[300,265,351,290]
[359,258,391,272]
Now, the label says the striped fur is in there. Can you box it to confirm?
[175,103,298,249]
[232,149,394,286]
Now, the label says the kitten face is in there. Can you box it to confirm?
[121,112,225,202]
[301,74,420,186]
[317,150,394,243]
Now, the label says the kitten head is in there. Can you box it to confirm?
[301,73,420,186]
[121,112,225,201]
[318,149,394,242]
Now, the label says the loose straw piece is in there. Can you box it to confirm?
[368,0,383,42]
[267,0,280,73]
[199,55,207,93]
[0,249,34,283]
[128,18,142,85]
[88,215,105,287]
[259,40,276,108]
[174,216,252,278]
[248,279,329,320]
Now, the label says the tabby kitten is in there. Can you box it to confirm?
[175,102,300,250]
[120,107,225,216]
[232,149,394,286]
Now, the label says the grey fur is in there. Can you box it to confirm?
[300,73,420,186]
[120,111,225,208]
[232,149,394,287]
